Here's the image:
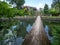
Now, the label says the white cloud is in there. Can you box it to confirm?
[36,3,45,9]
[24,3,44,10]
[0,0,3,1]
[24,0,52,10]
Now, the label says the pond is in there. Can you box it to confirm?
[1,20,34,45]
[0,19,60,45]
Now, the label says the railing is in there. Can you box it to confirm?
[22,16,50,45]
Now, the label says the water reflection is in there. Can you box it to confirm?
[3,20,53,45]
[11,37,24,45]
[3,20,34,45]
[26,24,32,32]
[12,26,16,30]
[45,25,49,38]
[45,25,53,42]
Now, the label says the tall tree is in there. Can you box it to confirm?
[10,0,25,9]
[44,4,49,15]
[51,0,60,7]
[0,1,18,17]
[51,0,60,14]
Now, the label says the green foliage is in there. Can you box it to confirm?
[51,0,60,8]
[40,9,44,15]
[0,1,30,44]
[55,4,60,14]
[44,21,60,45]
[18,9,30,16]
[49,8,57,15]
[15,8,30,16]
[18,9,25,16]
[44,4,49,15]
[0,1,10,8]
[51,0,60,15]
[0,1,17,18]
[0,1,9,17]
[48,22,60,45]
[28,8,36,16]
[0,1,29,18]
[49,8,60,16]
[10,0,25,9]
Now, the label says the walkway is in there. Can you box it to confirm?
[22,16,50,45]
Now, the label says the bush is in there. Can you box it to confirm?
[0,1,16,18]
[49,8,60,16]
[0,1,30,18]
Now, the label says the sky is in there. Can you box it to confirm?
[0,0,52,9]
[24,0,53,9]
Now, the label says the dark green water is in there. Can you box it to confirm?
[0,20,35,45]
[0,19,60,45]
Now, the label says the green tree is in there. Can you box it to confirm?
[0,1,19,18]
[39,8,44,15]
[44,4,49,15]
[49,8,59,16]
[0,1,10,17]
[51,0,60,8]
[49,22,60,45]
[10,0,25,9]
[51,0,60,15]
